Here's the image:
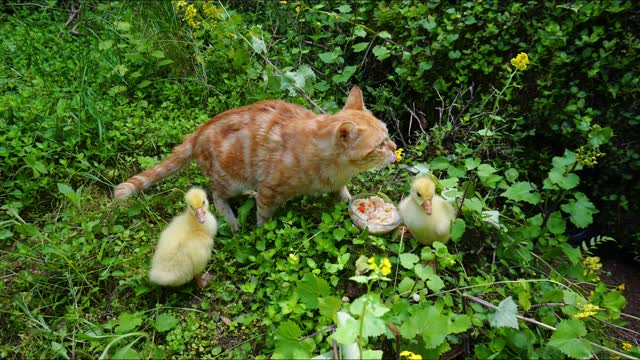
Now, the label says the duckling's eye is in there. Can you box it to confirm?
[202,200,205,206]
[416,191,422,198]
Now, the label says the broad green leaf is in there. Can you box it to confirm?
[449,218,465,243]
[552,150,577,168]
[602,291,626,319]
[477,164,497,178]
[462,197,483,213]
[332,65,357,83]
[548,320,592,359]
[25,155,47,176]
[337,4,351,13]
[548,167,580,190]
[450,314,471,333]
[378,31,392,39]
[464,157,481,170]
[115,312,143,334]
[361,350,383,360]
[560,243,581,265]
[150,50,165,58]
[501,182,541,205]
[272,337,315,359]
[349,295,389,338]
[98,40,113,50]
[157,59,174,67]
[296,274,330,309]
[505,168,519,182]
[448,50,461,59]
[112,346,139,360]
[399,253,419,269]
[318,296,342,321]
[329,317,359,344]
[137,80,151,89]
[352,42,369,52]
[353,27,367,37]
[546,211,566,235]
[116,21,131,32]
[426,273,444,292]
[318,51,339,64]
[414,263,432,281]
[422,306,450,348]
[56,183,74,196]
[398,277,416,295]
[588,126,613,146]
[560,192,598,228]
[351,294,389,317]
[250,36,266,53]
[372,45,390,60]
[50,341,68,360]
[154,314,179,332]
[349,275,371,284]
[277,320,302,340]
[489,296,519,329]
[332,228,346,241]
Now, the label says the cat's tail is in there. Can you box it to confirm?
[114,133,197,200]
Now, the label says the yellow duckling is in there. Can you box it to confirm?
[398,176,456,245]
[149,187,218,287]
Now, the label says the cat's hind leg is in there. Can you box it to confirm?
[212,196,239,232]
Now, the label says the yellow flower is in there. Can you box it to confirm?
[583,256,602,270]
[617,283,626,292]
[202,1,222,19]
[510,52,530,71]
[573,303,599,319]
[400,350,422,360]
[295,6,301,13]
[368,257,377,271]
[395,148,404,162]
[380,257,392,276]
[185,3,197,19]
[622,342,633,351]
[187,18,200,29]
[176,0,187,10]
[279,0,287,4]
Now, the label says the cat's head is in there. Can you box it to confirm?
[329,86,397,170]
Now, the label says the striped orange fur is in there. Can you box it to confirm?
[114,86,397,231]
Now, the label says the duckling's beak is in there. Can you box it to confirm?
[422,199,433,215]
[195,208,206,224]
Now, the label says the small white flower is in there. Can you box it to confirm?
[412,293,420,302]
[481,210,501,229]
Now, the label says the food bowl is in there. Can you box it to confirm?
[348,193,402,235]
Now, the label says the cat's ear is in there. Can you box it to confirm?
[343,86,366,111]
[336,121,360,147]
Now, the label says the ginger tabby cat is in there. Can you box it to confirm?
[114,86,397,231]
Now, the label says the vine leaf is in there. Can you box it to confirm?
[501,182,541,205]
[399,253,419,269]
[296,274,330,309]
[548,320,592,359]
[489,296,519,329]
[560,192,598,228]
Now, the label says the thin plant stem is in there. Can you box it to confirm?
[463,294,640,360]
